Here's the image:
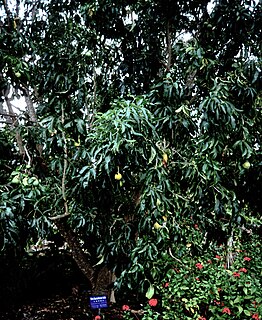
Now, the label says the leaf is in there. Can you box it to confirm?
[237,306,243,314]
[76,118,85,134]
[148,146,157,164]
[146,283,154,299]
[234,296,241,304]
[93,255,104,267]
[243,310,251,316]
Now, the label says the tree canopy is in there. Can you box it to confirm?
[0,0,261,306]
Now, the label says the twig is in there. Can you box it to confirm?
[49,212,70,221]
[168,247,183,264]
[130,309,144,317]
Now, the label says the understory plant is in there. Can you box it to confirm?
[121,234,261,320]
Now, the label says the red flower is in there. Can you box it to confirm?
[222,307,231,315]
[94,316,101,320]
[252,314,260,320]
[244,257,251,261]
[239,267,247,273]
[164,282,169,288]
[122,305,130,311]
[196,263,203,270]
[207,259,212,264]
[233,272,240,277]
[196,277,200,281]
[215,255,221,259]
[198,317,206,320]
[194,224,199,229]
[148,298,158,307]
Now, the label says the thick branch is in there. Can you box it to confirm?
[2,0,12,28]
[54,219,95,286]
[20,86,38,123]
[0,111,17,118]
[3,86,25,156]
[49,105,70,221]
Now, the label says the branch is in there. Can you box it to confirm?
[50,105,70,221]
[20,85,38,123]
[168,247,183,264]
[166,19,172,71]
[0,112,18,118]
[2,0,12,28]
[3,85,25,156]
[15,0,20,17]
[49,212,70,221]
[226,229,234,269]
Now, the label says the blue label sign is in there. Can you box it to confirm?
[90,295,108,309]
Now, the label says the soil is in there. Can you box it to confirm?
[0,292,124,320]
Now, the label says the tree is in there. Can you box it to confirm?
[0,0,261,300]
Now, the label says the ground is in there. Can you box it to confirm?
[0,292,124,320]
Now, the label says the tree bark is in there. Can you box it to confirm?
[54,218,95,288]
[3,86,25,156]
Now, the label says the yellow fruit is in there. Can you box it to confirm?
[163,153,168,163]
[115,172,122,180]
[162,216,167,222]
[242,161,250,169]
[154,222,161,229]
[74,141,80,147]
[15,72,21,78]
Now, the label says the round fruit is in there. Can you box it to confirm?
[15,72,21,78]
[154,222,161,230]
[242,161,250,169]
[115,172,122,180]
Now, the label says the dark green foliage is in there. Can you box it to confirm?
[0,0,261,301]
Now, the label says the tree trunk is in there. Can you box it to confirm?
[54,218,95,288]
